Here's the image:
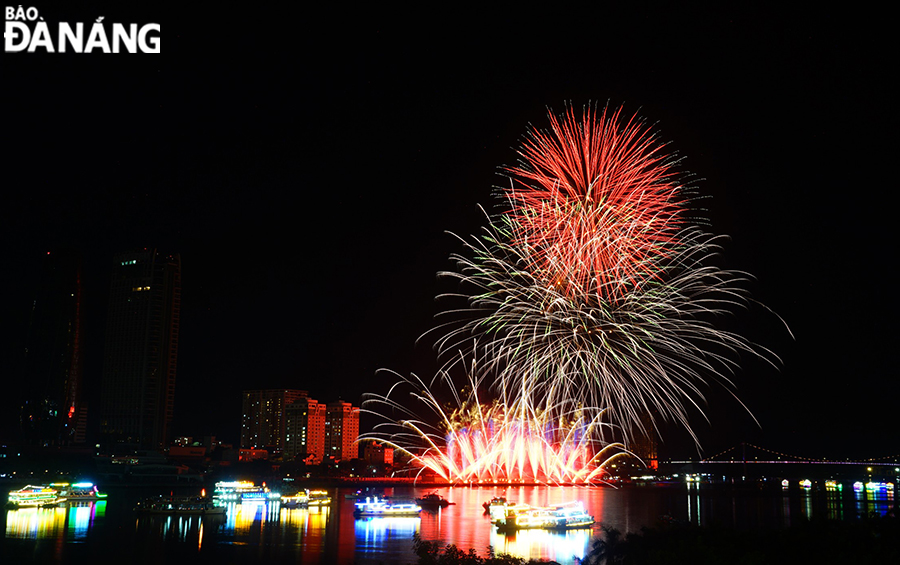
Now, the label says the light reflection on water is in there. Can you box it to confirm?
[6,506,68,539]
[355,516,421,550]
[488,526,590,564]
[5,500,105,540]
[2,482,897,564]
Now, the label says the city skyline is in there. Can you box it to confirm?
[1,5,894,461]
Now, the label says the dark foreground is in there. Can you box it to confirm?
[413,515,899,565]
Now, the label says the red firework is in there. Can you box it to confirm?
[505,105,687,301]
[412,403,621,484]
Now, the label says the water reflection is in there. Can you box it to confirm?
[66,502,97,540]
[488,526,589,563]
[825,481,844,520]
[128,499,336,560]
[686,481,701,525]
[853,481,894,518]
[280,503,330,532]
[355,516,421,547]
[223,500,277,534]
[4,482,897,565]
[6,500,106,540]
[135,512,225,548]
[415,486,596,565]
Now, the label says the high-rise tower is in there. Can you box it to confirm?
[285,396,326,463]
[19,249,85,446]
[241,389,307,451]
[325,400,359,462]
[99,249,181,450]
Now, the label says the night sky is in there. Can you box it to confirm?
[2,5,894,461]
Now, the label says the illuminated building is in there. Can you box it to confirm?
[99,249,181,449]
[325,400,359,462]
[362,440,393,466]
[240,389,306,451]
[629,416,659,470]
[18,249,86,446]
[285,396,326,464]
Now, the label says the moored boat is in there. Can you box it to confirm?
[7,485,63,508]
[307,489,331,506]
[281,491,309,508]
[281,489,331,508]
[416,492,452,508]
[213,480,280,503]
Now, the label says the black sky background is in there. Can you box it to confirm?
[1,4,895,461]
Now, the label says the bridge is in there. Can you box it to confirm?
[660,443,900,480]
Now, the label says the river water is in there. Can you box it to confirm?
[1,480,895,564]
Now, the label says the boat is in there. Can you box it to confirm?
[7,485,63,508]
[281,491,309,508]
[54,482,107,501]
[483,496,507,515]
[307,489,331,506]
[213,480,280,503]
[486,498,531,524]
[495,501,594,531]
[416,492,452,508]
[135,495,226,515]
[281,489,331,509]
[354,496,421,517]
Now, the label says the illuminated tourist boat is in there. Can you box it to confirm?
[281,489,332,509]
[7,485,63,508]
[134,495,226,515]
[281,491,309,508]
[861,482,895,492]
[353,497,421,517]
[486,498,530,524]
[483,496,507,514]
[495,501,594,532]
[307,489,331,506]
[213,480,280,503]
[54,482,107,501]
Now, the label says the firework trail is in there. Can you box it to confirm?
[364,104,782,480]
[504,104,687,301]
[361,370,628,484]
[432,220,775,446]
[428,104,781,445]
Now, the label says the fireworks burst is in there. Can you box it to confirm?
[361,370,628,484]
[504,104,687,301]
[432,221,772,445]
[364,104,782,480]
